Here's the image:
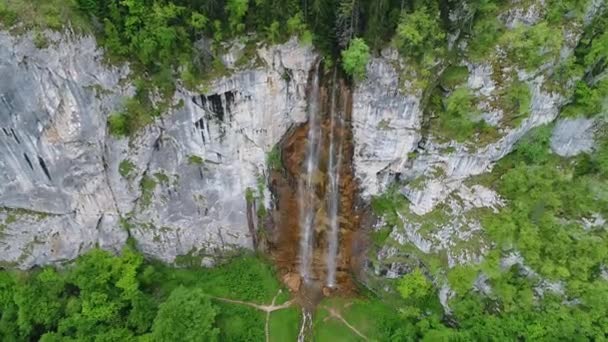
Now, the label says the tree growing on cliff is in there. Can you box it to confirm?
[226,0,249,35]
[341,37,370,80]
[393,5,445,58]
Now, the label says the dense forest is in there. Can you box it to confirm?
[0,247,296,341]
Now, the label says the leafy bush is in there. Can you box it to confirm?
[0,248,284,341]
[432,87,479,142]
[393,5,445,58]
[226,0,248,35]
[32,32,49,50]
[500,80,532,125]
[119,159,136,178]
[287,12,313,45]
[107,87,160,137]
[439,66,469,90]
[151,287,219,342]
[140,176,157,207]
[561,79,608,118]
[216,302,265,341]
[371,185,408,227]
[0,3,18,27]
[388,3,447,87]
[107,113,129,136]
[500,22,563,70]
[265,20,281,44]
[468,16,504,61]
[511,125,553,164]
[341,38,370,80]
[266,146,282,170]
[447,265,478,295]
[187,155,204,165]
[397,268,431,300]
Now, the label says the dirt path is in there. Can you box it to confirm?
[324,305,368,341]
[211,290,295,342]
[212,292,295,313]
[212,292,367,341]
[265,292,279,342]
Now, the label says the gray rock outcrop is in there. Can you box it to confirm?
[0,31,316,268]
[353,0,604,277]
[550,117,597,156]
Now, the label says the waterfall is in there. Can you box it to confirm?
[326,70,343,288]
[298,62,321,281]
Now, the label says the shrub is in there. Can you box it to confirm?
[33,30,49,49]
[119,160,136,178]
[500,23,563,70]
[107,94,157,137]
[341,38,370,80]
[434,87,479,142]
[287,12,313,45]
[265,21,280,44]
[393,6,445,57]
[468,16,504,61]
[512,124,553,164]
[562,79,608,118]
[188,155,204,165]
[501,81,532,125]
[108,113,129,136]
[0,3,18,27]
[140,176,157,207]
[266,146,281,170]
[439,66,469,90]
[151,287,219,342]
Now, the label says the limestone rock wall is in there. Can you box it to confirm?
[0,31,316,268]
[353,0,604,276]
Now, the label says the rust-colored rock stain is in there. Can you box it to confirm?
[266,65,361,308]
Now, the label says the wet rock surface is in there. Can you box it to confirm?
[268,65,361,295]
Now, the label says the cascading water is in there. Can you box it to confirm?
[298,61,321,281]
[325,69,343,288]
[269,61,359,300]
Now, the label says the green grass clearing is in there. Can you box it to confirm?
[214,301,266,341]
[313,305,364,342]
[269,307,301,342]
[144,254,283,304]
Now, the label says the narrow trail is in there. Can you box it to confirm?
[212,292,368,341]
[211,292,295,313]
[323,306,369,341]
[265,292,279,342]
[211,290,294,342]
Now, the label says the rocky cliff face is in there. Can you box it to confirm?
[0,30,130,268]
[353,0,604,275]
[0,31,316,268]
[0,0,602,271]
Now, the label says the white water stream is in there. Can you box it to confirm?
[298,63,321,281]
[326,70,342,288]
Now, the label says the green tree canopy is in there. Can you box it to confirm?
[151,287,219,342]
[341,37,370,80]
